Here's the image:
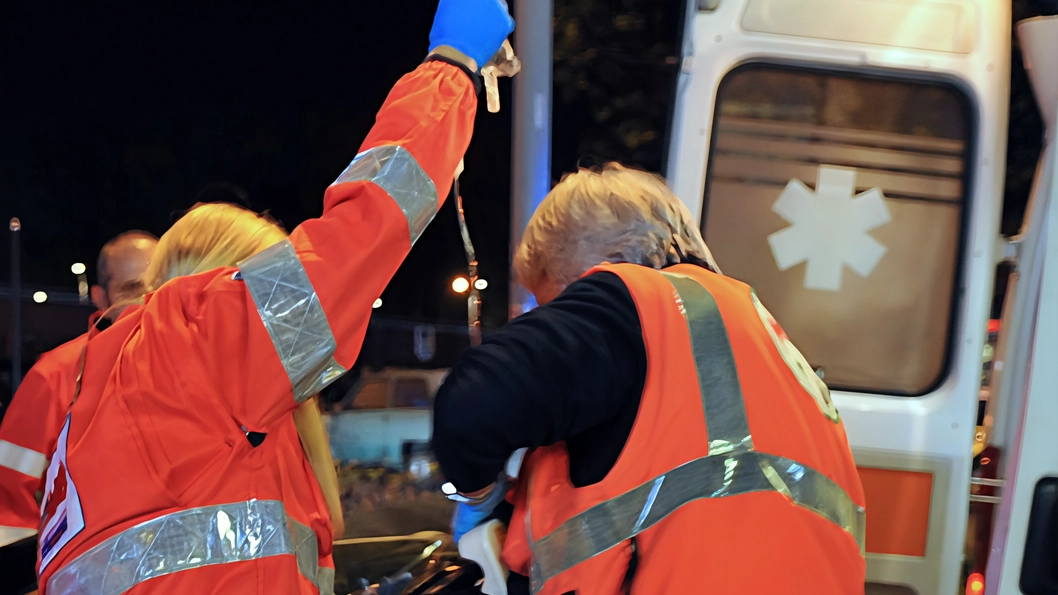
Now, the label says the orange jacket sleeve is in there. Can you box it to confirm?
[0,346,78,542]
[177,60,477,431]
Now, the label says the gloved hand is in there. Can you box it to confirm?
[429,0,515,71]
[450,475,511,542]
[452,501,493,543]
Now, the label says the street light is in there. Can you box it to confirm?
[372,298,382,309]
[473,278,488,291]
[71,262,89,304]
[33,291,48,303]
[451,276,470,294]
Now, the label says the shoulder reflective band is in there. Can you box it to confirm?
[239,240,346,404]
[239,144,436,403]
[0,439,48,479]
[333,144,439,246]
[47,500,321,595]
[527,272,865,594]
[663,273,753,455]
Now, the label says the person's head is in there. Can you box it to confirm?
[514,163,718,304]
[144,202,287,292]
[92,231,159,313]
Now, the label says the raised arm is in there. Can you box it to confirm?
[198,1,514,431]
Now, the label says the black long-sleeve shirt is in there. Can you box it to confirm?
[432,272,647,493]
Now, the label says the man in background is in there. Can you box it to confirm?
[0,231,157,594]
[90,231,158,322]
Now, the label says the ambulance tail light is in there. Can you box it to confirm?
[966,572,985,595]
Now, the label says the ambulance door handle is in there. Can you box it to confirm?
[1019,477,1058,595]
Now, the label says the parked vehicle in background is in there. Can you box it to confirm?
[325,367,447,467]
[325,368,454,540]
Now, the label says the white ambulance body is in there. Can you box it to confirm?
[661,2,1057,594]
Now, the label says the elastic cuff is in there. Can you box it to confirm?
[426,55,483,95]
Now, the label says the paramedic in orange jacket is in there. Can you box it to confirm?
[1,229,344,595]
[136,205,349,594]
[0,231,157,548]
[35,3,515,594]
[433,163,867,595]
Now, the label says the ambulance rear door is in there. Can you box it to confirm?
[665,1,1011,593]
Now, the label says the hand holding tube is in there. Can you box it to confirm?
[450,474,511,542]
[428,0,515,72]
[446,448,527,541]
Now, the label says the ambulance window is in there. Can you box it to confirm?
[352,379,390,409]
[702,64,971,395]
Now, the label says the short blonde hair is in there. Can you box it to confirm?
[145,203,287,291]
[514,163,718,294]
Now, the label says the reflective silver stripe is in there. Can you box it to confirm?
[291,512,321,588]
[240,145,435,402]
[47,500,321,595]
[663,273,753,455]
[0,439,48,478]
[528,451,866,591]
[239,240,347,404]
[333,144,439,246]
[317,566,335,595]
[0,526,37,548]
[527,273,865,594]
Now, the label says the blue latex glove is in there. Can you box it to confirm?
[450,475,511,542]
[429,0,515,70]
[452,501,493,543]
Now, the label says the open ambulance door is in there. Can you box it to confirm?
[984,15,1058,595]
[665,1,1010,593]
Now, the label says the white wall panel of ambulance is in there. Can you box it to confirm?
[666,1,1011,593]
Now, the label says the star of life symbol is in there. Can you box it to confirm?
[767,165,892,292]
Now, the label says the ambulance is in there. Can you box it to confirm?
[648,1,1057,593]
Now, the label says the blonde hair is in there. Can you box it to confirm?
[514,163,718,294]
[144,203,287,291]
[143,202,344,535]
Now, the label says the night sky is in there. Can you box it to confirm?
[0,0,517,328]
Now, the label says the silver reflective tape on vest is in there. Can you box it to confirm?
[47,500,322,595]
[317,566,336,595]
[292,516,320,587]
[0,439,48,479]
[333,145,438,246]
[528,451,866,592]
[239,240,347,404]
[761,453,867,557]
[527,272,864,594]
[662,272,753,455]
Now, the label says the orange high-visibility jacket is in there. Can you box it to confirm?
[502,263,867,595]
[0,317,336,588]
[0,330,88,546]
[36,60,476,595]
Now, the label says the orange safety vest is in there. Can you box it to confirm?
[0,328,89,546]
[0,314,336,585]
[35,60,476,595]
[502,263,866,595]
